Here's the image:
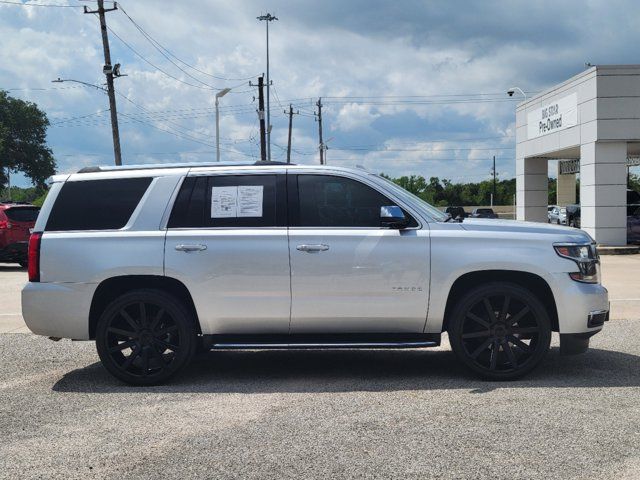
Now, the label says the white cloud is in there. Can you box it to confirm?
[333,103,380,132]
[2,0,640,185]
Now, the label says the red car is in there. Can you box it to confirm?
[0,203,40,267]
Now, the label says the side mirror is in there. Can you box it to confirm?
[380,205,409,229]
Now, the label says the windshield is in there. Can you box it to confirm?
[369,174,448,221]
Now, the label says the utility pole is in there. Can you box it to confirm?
[316,97,324,165]
[84,0,122,166]
[491,155,497,206]
[256,76,267,162]
[285,104,299,164]
[257,13,278,162]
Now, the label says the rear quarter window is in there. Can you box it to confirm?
[45,177,152,231]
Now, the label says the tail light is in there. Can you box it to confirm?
[0,220,7,229]
[28,232,42,282]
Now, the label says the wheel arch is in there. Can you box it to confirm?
[442,270,559,333]
[88,275,201,339]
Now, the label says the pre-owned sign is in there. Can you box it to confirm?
[527,93,578,139]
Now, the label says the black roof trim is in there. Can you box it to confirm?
[252,161,292,166]
[77,160,295,174]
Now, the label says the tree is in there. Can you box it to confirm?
[628,173,640,193]
[381,173,518,206]
[0,90,56,189]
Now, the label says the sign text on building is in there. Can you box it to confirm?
[527,93,578,139]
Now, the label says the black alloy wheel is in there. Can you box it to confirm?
[448,282,551,380]
[96,289,197,385]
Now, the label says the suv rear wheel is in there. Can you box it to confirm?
[95,289,197,385]
[448,282,551,380]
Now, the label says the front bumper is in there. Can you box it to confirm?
[550,272,609,335]
[22,281,97,340]
[560,331,601,355]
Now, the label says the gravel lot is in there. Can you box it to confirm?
[1,257,639,479]
[1,321,640,480]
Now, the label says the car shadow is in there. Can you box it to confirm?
[0,264,26,271]
[52,346,640,394]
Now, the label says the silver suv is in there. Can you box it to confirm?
[22,162,609,385]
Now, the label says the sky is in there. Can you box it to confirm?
[2,0,639,187]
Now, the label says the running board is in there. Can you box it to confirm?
[211,341,438,350]
[202,333,441,351]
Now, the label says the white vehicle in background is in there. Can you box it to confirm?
[22,162,609,385]
[548,206,567,225]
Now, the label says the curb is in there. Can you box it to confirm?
[597,245,640,255]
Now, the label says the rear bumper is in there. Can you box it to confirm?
[21,281,96,340]
[0,241,27,262]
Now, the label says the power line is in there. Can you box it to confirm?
[118,4,258,82]
[322,92,537,99]
[113,91,216,141]
[118,112,216,147]
[51,109,109,124]
[328,146,515,152]
[321,98,524,106]
[104,21,218,91]
[0,0,84,7]
[114,7,221,90]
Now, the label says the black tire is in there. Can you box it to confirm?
[448,282,551,380]
[95,289,197,385]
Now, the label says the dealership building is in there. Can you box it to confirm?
[515,65,640,245]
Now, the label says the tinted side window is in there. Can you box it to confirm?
[295,175,415,227]
[167,176,207,228]
[45,178,152,231]
[168,174,284,228]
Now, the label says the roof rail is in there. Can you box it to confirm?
[253,161,292,166]
[76,160,295,174]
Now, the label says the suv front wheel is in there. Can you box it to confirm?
[448,282,552,380]
[95,289,197,385]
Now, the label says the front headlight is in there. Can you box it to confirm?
[554,243,600,284]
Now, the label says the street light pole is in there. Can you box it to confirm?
[257,13,278,162]
[52,77,106,93]
[215,88,231,162]
[508,86,527,102]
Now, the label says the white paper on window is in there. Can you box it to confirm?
[237,185,264,217]
[211,186,237,218]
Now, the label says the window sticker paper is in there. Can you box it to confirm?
[211,186,237,218]
[237,185,264,217]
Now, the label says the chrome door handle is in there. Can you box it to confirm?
[175,244,207,252]
[296,244,330,252]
